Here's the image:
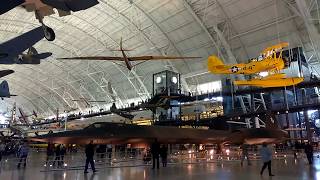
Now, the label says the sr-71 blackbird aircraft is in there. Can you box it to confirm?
[30,122,288,146]
[1,0,99,41]
[58,39,201,71]
[0,27,52,64]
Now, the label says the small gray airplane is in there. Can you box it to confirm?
[1,0,99,41]
[0,27,52,64]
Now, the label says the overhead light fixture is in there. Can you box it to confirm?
[156,76,162,84]
[171,76,178,84]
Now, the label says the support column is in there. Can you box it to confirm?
[112,145,116,163]
[302,89,312,142]
[255,117,260,128]
[250,92,258,128]
[245,118,252,128]
[283,87,291,138]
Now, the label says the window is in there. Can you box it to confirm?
[197,81,221,94]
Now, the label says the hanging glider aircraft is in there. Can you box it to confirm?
[58,39,201,71]
[0,0,99,41]
[0,27,52,64]
[208,42,289,75]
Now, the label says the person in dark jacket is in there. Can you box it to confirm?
[160,144,168,167]
[17,142,29,168]
[240,144,251,166]
[84,140,97,173]
[304,142,314,165]
[151,139,160,169]
[46,142,54,165]
[60,145,66,166]
[260,143,274,176]
[96,144,107,160]
[45,143,54,166]
[53,144,61,167]
[0,142,5,163]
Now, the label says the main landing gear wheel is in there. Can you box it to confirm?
[43,26,55,41]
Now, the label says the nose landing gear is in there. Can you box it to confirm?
[35,11,55,41]
[42,26,55,41]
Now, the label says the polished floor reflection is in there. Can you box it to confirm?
[0,152,319,180]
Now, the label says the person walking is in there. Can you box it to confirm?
[53,144,61,167]
[151,139,160,169]
[17,142,29,168]
[60,144,66,166]
[84,140,97,173]
[260,143,274,176]
[240,144,251,166]
[46,143,54,166]
[0,141,5,163]
[160,144,168,167]
[304,142,314,165]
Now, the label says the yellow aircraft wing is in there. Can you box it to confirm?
[262,42,289,56]
[263,73,286,79]
[234,74,303,88]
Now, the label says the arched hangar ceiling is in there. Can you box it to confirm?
[0,0,319,116]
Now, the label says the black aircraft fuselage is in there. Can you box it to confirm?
[30,122,288,146]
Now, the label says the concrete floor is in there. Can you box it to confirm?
[0,152,319,180]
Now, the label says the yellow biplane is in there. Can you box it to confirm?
[208,42,289,75]
[207,42,304,88]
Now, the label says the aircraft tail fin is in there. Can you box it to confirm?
[33,110,38,117]
[208,55,224,66]
[27,47,38,55]
[110,38,133,51]
[207,55,228,73]
[27,47,52,60]
[0,80,10,97]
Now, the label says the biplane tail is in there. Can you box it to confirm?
[207,55,230,74]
